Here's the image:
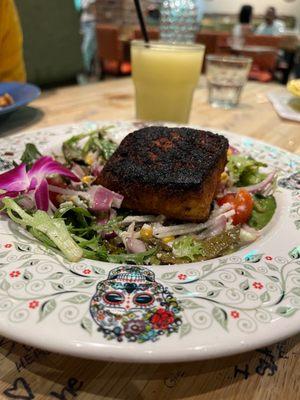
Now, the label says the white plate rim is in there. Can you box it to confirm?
[0,120,299,363]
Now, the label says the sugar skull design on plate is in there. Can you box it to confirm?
[90,266,182,342]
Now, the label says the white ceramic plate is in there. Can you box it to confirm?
[0,121,299,363]
[268,91,300,122]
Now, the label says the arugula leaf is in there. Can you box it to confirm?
[92,137,117,161]
[55,203,92,219]
[81,248,104,260]
[62,133,89,164]
[73,235,100,250]
[96,216,124,235]
[20,143,42,167]
[68,231,109,261]
[62,127,115,164]
[82,130,117,161]
[227,155,267,186]
[248,195,276,230]
[55,203,96,238]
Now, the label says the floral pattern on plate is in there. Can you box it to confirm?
[0,240,300,340]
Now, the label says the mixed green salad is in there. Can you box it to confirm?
[0,127,277,265]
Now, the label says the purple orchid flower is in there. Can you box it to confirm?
[0,156,79,211]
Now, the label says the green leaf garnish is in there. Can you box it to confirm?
[62,126,116,164]
[107,247,157,265]
[2,198,83,262]
[20,143,42,167]
[172,236,204,261]
[248,194,276,230]
[227,155,267,186]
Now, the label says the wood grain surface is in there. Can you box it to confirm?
[0,77,299,400]
[1,77,299,154]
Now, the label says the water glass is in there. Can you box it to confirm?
[206,55,252,109]
[160,0,199,43]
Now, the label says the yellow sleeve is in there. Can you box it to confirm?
[0,0,26,82]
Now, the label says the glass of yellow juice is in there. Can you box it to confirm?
[131,40,205,123]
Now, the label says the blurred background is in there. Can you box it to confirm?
[5,0,300,87]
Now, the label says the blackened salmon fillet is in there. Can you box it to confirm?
[98,126,229,221]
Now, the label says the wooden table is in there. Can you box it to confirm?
[2,77,298,154]
[0,77,299,400]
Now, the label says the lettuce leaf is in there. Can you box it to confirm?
[227,155,267,186]
[172,236,204,261]
[1,198,83,262]
[248,195,276,230]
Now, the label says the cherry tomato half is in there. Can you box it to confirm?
[217,189,253,225]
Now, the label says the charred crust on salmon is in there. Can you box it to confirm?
[98,126,229,221]
[101,127,228,189]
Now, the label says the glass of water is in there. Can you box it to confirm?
[206,55,252,109]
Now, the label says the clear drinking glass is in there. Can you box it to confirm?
[131,40,205,123]
[160,0,199,43]
[206,55,252,109]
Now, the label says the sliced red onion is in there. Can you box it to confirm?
[0,163,29,192]
[120,221,138,243]
[71,163,86,179]
[125,238,147,253]
[48,185,80,196]
[91,163,103,177]
[127,222,135,237]
[121,215,163,225]
[262,183,273,196]
[87,186,123,212]
[197,215,227,239]
[34,178,49,211]
[17,195,35,210]
[154,222,199,234]
[230,171,276,194]
[49,184,124,214]
[154,209,235,238]
[211,203,233,217]
[49,199,58,212]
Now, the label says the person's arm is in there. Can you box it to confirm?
[0,0,26,82]
[82,0,96,15]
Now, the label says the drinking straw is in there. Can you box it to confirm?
[133,0,149,43]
